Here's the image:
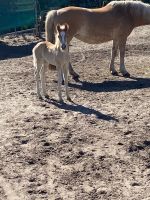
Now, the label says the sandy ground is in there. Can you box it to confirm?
[0,25,150,200]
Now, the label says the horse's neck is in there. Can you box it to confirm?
[143,5,150,25]
[133,4,150,27]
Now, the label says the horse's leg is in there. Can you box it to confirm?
[67,35,79,80]
[57,66,63,102]
[41,62,49,98]
[110,40,118,76]
[119,38,130,77]
[69,62,79,79]
[63,64,71,101]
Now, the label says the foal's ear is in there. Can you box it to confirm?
[64,23,69,31]
[56,24,61,32]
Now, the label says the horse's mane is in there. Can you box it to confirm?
[108,0,150,19]
[108,0,150,8]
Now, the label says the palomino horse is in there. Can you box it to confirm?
[33,24,71,102]
[45,1,150,78]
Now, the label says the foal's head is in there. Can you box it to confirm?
[56,24,69,50]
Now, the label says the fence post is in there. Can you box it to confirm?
[34,0,39,36]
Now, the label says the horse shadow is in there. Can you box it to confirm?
[69,76,150,92]
[0,41,38,60]
[45,98,118,122]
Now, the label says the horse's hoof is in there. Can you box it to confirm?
[38,95,43,100]
[111,71,118,76]
[123,72,130,77]
[72,73,80,79]
[72,74,80,82]
[45,94,49,99]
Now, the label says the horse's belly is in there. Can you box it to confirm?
[75,31,112,44]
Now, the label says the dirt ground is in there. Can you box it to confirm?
[0,25,150,200]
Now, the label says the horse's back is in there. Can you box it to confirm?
[53,4,134,43]
[56,7,89,28]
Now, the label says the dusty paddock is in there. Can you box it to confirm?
[0,26,150,200]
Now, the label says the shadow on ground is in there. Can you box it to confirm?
[45,99,118,122]
[69,77,150,92]
[0,41,38,60]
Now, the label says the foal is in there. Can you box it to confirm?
[32,24,71,102]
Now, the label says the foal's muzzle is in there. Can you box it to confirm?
[61,44,66,50]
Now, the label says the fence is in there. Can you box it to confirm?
[0,0,36,34]
[0,0,149,35]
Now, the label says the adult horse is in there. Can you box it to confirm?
[45,1,150,78]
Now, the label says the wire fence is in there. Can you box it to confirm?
[0,0,149,35]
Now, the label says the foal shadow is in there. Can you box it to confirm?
[69,76,150,93]
[45,98,118,122]
[0,41,38,60]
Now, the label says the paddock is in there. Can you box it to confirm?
[0,25,150,200]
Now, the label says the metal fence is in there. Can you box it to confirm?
[0,0,36,34]
[0,0,149,35]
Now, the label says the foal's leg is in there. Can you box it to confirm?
[110,40,118,76]
[119,38,130,77]
[34,60,42,99]
[67,35,79,80]
[41,62,49,98]
[57,66,63,102]
[63,64,71,101]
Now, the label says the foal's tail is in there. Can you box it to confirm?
[45,10,57,42]
[32,48,37,70]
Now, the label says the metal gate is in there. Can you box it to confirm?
[0,0,36,34]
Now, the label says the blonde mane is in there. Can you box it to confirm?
[108,0,150,8]
[108,0,150,23]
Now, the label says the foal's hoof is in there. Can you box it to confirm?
[67,96,72,102]
[48,64,56,70]
[62,80,64,85]
[123,72,130,78]
[58,98,63,103]
[111,71,118,76]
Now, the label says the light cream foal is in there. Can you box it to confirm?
[32,24,71,102]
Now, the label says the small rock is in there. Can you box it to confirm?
[118,142,124,145]
[143,140,150,146]
[43,142,50,147]
[27,159,36,165]
[124,130,132,135]
[21,140,28,144]
[24,117,31,122]
[131,182,140,186]
[29,178,36,182]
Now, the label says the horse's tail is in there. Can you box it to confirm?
[45,10,57,42]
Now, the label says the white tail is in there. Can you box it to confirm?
[45,10,57,42]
